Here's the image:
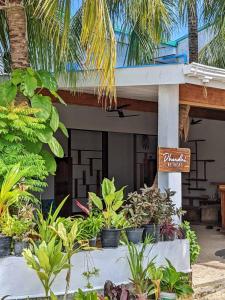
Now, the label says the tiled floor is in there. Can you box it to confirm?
[191,225,225,299]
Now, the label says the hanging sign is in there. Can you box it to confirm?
[158,147,191,172]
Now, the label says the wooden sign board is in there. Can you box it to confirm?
[158,147,191,173]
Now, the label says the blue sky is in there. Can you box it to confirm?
[71,1,193,42]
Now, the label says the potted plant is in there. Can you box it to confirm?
[147,264,163,300]
[83,215,103,247]
[0,214,13,257]
[160,222,177,241]
[123,191,148,244]
[89,178,126,248]
[141,188,177,243]
[0,164,31,257]
[127,238,155,300]
[160,260,193,300]
[11,216,33,256]
[75,200,103,247]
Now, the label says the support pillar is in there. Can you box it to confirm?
[158,85,181,223]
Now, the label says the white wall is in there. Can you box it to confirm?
[177,27,215,61]
[41,105,158,200]
[55,104,157,135]
[182,118,225,204]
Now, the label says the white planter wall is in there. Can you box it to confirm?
[0,240,190,299]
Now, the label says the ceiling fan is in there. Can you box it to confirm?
[191,118,202,125]
[106,104,139,118]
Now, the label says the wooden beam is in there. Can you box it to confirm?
[190,107,225,121]
[45,89,158,113]
[180,84,225,110]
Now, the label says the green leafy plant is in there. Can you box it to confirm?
[126,187,177,226]
[0,164,31,218]
[79,214,103,240]
[23,237,69,298]
[50,221,89,300]
[83,267,100,289]
[181,221,200,264]
[111,213,130,230]
[74,289,104,300]
[123,191,150,228]
[89,178,126,229]
[127,238,155,298]
[0,68,68,192]
[147,264,163,300]
[161,259,193,297]
[2,215,33,241]
[35,197,68,243]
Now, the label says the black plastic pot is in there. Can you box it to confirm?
[142,224,160,243]
[89,237,97,247]
[101,228,121,248]
[14,240,29,256]
[126,228,144,244]
[0,235,12,257]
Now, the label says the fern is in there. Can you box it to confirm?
[0,105,49,192]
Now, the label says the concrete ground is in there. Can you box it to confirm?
[191,225,225,299]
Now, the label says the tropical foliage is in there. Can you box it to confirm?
[161,259,193,296]
[88,178,126,229]
[0,164,30,217]
[181,221,200,264]
[23,237,69,298]
[0,68,67,191]
[0,1,175,102]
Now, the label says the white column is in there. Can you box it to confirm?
[158,84,181,223]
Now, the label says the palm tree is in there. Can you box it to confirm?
[200,0,225,68]
[178,0,199,63]
[178,0,199,141]
[0,0,174,102]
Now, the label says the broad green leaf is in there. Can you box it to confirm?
[105,194,115,206]
[31,95,52,120]
[21,73,37,97]
[50,106,59,132]
[114,186,126,203]
[24,140,42,154]
[59,121,68,137]
[37,70,57,91]
[41,149,57,175]
[57,223,67,242]
[89,192,103,210]
[112,200,123,211]
[48,136,64,158]
[37,271,49,282]
[50,291,58,300]
[0,81,17,105]
[37,127,53,143]
[102,178,115,198]
[36,248,51,271]
[51,90,66,105]
[11,69,25,85]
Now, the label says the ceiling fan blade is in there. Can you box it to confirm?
[117,104,130,109]
[123,114,140,118]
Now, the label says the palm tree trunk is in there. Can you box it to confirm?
[6,0,29,69]
[188,0,198,63]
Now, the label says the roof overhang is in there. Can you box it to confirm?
[60,63,225,90]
